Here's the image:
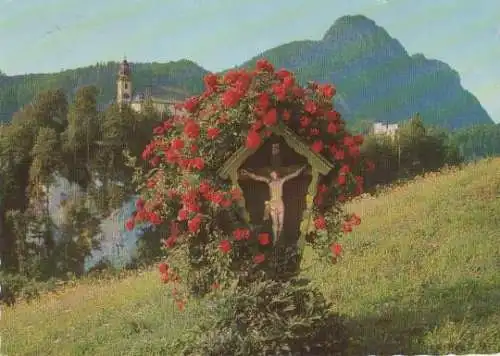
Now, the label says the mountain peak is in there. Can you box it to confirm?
[321,14,408,59]
[322,15,382,42]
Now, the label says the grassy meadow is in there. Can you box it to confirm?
[2,158,499,355]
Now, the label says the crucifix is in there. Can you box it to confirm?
[239,143,307,243]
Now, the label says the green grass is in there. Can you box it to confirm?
[2,158,500,355]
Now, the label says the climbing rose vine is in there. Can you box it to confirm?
[127,58,373,308]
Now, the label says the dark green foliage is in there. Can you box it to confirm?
[169,276,349,356]
[0,84,165,286]
[0,271,61,306]
[449,123,500,161]
[135,226,165,265]
[0,271,40,306]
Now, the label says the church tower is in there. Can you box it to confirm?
[117,58,132,106]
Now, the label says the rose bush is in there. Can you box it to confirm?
[127,58,373,307]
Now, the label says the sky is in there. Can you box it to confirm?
[0,0,499,123]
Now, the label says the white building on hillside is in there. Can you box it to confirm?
[373,122,399,140]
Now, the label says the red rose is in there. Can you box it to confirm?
[171,138,184,150]
[177,209,189,221]
[335,149,345,160]
[311,140,324,153]
[330,243,342,256]
[342,223,352,234]
[176,300,185,311]
[153,125,164,135]
[150,156,160,167]
[348,145,360,158]
[208,191,224,205]
[304,100,317,115]
[125,218,135,231]
[141,145,152,160]
[283,75,295,88]
[222,88,242,108]
[350,214,361,226]
[164,235,177,248]
[149,212,162,225]
[189,157,205,171]
[258,232,271,246]
[325,110,340,121]
[282,109,291,121]
[233,228,250,241]
[147,179,156,188]
[158,262,169,274]
[199,181,211,195]
[246,130,261,149]
[166,150,179,164]
[256,58,274,73]
[188,214,202,233]
[272,84,286,101]
[354,134,364,144]
[263,108,278,126]
[337,174,347,186]
[339,164,350,174]
[276,68,292,80]
[343,135,355,147]
[320,84,336,99]
[163,119,174,131]
[161,273,170,283]
[223,70,239,85]
[253,253,266,264]
[184,120,200,139]
[257,92,270,111]
[314,216,326,230]
[183,96,199,113]
[327,122,339,134]
[219,239,232,253]
[204,73,218,89]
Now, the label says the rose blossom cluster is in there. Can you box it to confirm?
[127,58,373,306]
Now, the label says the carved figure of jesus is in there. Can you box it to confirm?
[240,165,307,243]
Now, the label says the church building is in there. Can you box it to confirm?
[116,58,183,115]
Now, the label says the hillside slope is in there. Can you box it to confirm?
[3,158,499,355]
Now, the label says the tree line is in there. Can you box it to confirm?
[0,86,164,303]
[359,114,464,191]
[0,85,497,304]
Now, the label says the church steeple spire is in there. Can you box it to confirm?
[117,57,132,106]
